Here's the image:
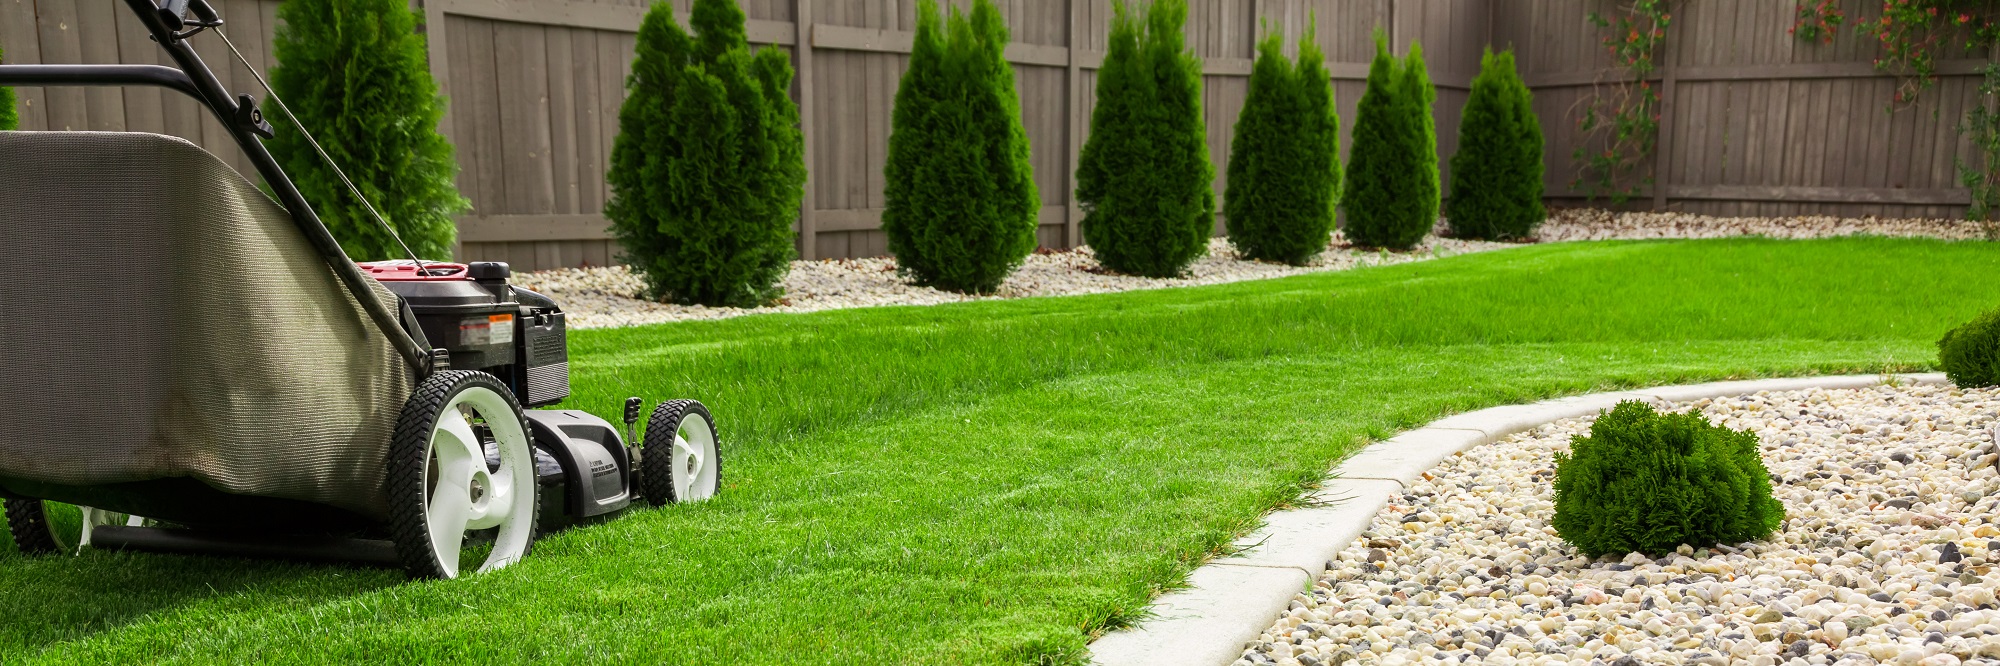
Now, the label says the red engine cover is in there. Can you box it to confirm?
[357,260,470,281]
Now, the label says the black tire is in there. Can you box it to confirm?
[387,370,540,580]
[3,499,60,555]
[638,400,724,506]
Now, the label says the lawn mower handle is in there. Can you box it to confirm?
[0,65,202,100]
[0,0,434,377]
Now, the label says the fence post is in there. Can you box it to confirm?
[1066,0,1084,248]
[795,0,818,259]
[422,0,453,141]
[1652,40,1675,211]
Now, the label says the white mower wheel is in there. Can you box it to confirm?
[638,400,723,506]
[3,500,135,555]
[387,371,540,580]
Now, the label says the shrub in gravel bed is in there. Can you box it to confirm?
[269,0,467,260]
[1447,47,1544,241]
[1342,32,1437,251]
[1076,0,1215,278]
[1223,21,1341,266]
[606,0,806,307]
[1552,400,1784,558]
[881,0,1040,294]
[1940,306,2000,387]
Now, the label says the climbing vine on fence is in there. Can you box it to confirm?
[1961,63,2000,239]
[1792,0,2000,105]
[1570,0,1671,204]
[1793,1,2000,236]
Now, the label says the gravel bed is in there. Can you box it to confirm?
[1539,209,1993,242]
[1238,384,2000,666]
[515,236,1505,329]
[513,210,1987,330]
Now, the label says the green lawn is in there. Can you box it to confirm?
[2,238,1994,664]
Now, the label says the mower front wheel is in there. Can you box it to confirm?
[387,371,540,579]
[638,400,723,506]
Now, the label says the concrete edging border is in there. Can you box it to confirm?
[1088,373,1951,666]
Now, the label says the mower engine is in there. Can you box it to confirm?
[359,260,569,405]
[360,260,633,531]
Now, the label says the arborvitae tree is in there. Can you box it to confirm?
[1224,21,1340,266]
[607,0,806,307]
[269,0,465,260]
[1448,48,1546,240]
[1341,32,1435,250]
[1076,0,1214,278]
[1,40,16,131]
[1401,42,1440,237]
[882,0,1040,294]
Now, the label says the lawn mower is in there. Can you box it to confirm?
[0,0,721,579]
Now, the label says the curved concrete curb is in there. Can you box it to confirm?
[1088,373,1949,666]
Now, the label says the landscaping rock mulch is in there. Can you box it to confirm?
[1539,209,1993,242]
[514,210,1987,330]
[1237,384,2000,666]
[515,236,1504,329]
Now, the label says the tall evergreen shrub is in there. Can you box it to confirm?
[1552,401,1785,558]
[269,0,465,260]
[607,0,806,307]
[881,0,1040,294]
[1,40,16,131]
[1341,32,1437,250]
[1401,42,1439,236]
[1076,0,1214,278]
[1448,48,1545,240]
[1224,22,1341,266]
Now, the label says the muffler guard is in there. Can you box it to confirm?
[525,410,634,528]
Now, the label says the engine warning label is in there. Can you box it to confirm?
[461,314,516,346]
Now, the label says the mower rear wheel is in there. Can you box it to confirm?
[4,499,62,555]
[3,500,135,556]
[388,371,539,579]
[638,400,723,506]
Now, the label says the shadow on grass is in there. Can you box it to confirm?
[0,545,398,658]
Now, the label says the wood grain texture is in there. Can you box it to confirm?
[9,0,1985,267]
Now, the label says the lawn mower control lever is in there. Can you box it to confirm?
[234,94,274,138]
[623,397,644,449]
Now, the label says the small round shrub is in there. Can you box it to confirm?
[1939,307,2000,387]
[1552,401,1785,558]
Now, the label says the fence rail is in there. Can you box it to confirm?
[3,0,1988,270]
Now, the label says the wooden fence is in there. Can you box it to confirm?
[0,0,1988,269]
[1501,0,1992,220]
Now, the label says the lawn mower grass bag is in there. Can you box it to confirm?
[0,130,413,526]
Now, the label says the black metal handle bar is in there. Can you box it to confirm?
[0,65,203,101]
